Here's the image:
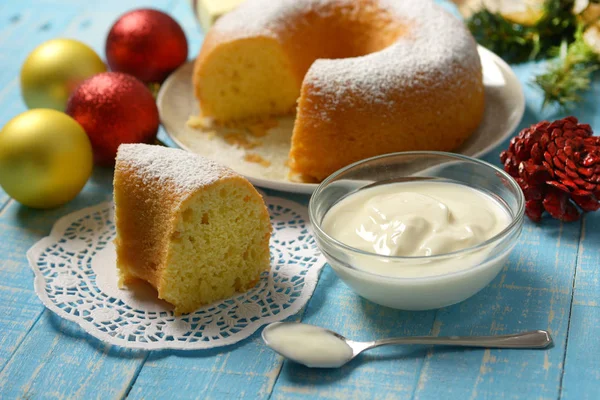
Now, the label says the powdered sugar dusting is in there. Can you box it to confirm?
[116,144,237,196]
[211,0,481,113]
[303,0,481,109]
[213,0,346,39]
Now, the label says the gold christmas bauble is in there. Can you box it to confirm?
[0,109,93,209]
[20,39,106,111]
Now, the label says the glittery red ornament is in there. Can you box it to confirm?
[105,9,188,83]
[66,72,159,166]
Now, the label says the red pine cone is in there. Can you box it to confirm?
[500,116,600,222]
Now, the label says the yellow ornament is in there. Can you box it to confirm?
[20,39,106,111]
[0,109,93,209]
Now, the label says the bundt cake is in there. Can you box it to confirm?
[193,0,484,182]
[113,144,272,314]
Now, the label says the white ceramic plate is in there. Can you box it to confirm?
[157,46,524,194]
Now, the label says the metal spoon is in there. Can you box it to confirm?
[262,322,553,368]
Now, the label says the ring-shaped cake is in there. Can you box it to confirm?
[193,0,484,182]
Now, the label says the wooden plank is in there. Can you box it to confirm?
[570,216,600,308]
[267,268,437,400]
[0,284,43,368]
[0,1,84,207]
[0,1,82,96]
[266,220,581,400]
[411,226,579,400]
[560,305,600,400]
[0,2,206,398]
[0,195,8,213]
[0,0,85,372]
[411,69,585,397]
[0,169,113,370]
[127,266,435,400]
[0,311,146,399]
[127,335,283,400]
[0,0,174,390]
[408,82,585,397]
[560,212,600,399]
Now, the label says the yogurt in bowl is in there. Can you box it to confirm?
[309,152,524,310]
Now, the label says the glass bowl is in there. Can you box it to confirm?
[308,152,525,310]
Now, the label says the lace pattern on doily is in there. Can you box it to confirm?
[27,196,325,350]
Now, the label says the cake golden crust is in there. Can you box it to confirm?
[193,0,485,182]
[113,144,272,314]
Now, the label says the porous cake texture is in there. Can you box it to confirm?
[113,144,272,314]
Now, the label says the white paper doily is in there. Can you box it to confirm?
[27,196,326,350]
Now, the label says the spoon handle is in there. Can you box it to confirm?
[367,330,552,350]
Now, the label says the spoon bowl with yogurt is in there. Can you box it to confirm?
[262,322,553,369]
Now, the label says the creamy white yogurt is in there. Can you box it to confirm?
[263,323,353,368]
[321,181,512,278]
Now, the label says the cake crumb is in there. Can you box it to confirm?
[224,133,262,149]
[244,153,271,167]
[187,115,215,129]
[247,118,278,137]
[188,112,279,136]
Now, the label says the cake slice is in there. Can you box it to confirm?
[113,144,272,314]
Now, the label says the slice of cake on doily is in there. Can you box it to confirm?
[113,144,272,314]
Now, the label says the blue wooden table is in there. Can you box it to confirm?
[1,1,599,398]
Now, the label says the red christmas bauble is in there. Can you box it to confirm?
[66,72,159,166]
[106,9,188,83]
